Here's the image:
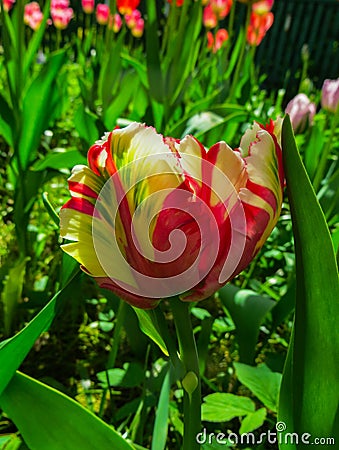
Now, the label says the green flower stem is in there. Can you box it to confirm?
[312,108,339,192]
[227,2,252,101]
[171,298,201,450]
[98,299,126,418]
[151,306,182,374]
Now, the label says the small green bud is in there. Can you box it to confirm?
[182,371,198,396]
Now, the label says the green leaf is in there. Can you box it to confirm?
[239,407,267,434]
[151,367,171,450]
[23,0,51,78]
[0,92,14,147]
[98,32,125,111]
[271,275,296,329]
[234,363,281,412]
[145,0,164,103]
[18,49,67,169]
[103,71,138,130]
[0,269,80,396]
[278,115,339,444]
[1,258,28,337]
[74,103,100,148]
[202,393,255,422]
[0,296,57,396]
[0,372,134,450]
[218,285,276,364]
[97,362,144,389]
[133,307,168,356]
[32,149,87,171]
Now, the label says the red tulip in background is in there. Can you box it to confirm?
[168,0,184,6]
[247,11,274,46]
[60,121,284,309]
[207,28,229,52]
[117,0,140,15]
[3,0,15,12]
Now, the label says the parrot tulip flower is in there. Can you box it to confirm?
[60,121,284,309]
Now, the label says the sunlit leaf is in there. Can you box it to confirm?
[133,307,168,356]
[202,393,255,422]
[278,115,339,446]
[234,363,281,412]
[0,372,134,450]
[219,285,275,364]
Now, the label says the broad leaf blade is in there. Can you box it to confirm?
[132,307,168,356]
[0,269,80,396]
[18,49,67,170]
[234,363,281,412]
[202,393,255,422]
[278,116,339,444]
[151,367,171,450]
[0,372,134,450]
[219,285,275,364]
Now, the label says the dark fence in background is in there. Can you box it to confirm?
[256,0,339,98]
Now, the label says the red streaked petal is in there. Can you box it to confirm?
[68,181,98,199]
[62,197,95,216]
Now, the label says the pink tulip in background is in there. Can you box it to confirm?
[109,13,122,33]
[285,93,316,134]
[125,9,142,29]
[51,0,73,29]
[321,78,339,113]
[82,0,95,14]
[96,3,110,25]
[130,17,144,37]
[24,2,43,31]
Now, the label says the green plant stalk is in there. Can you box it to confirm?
[98,300,126,418]
[151,306,182,374]
[171,298,201,450]
[312,107,339,192]
[227,2,252,101]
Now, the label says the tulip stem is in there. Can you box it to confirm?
[171,298,201,450]
[227,2,252,101]
[312,108,339,192]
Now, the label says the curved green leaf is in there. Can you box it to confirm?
[0,372,134,450]
[19,49,67,170]
[278,115,339,447]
